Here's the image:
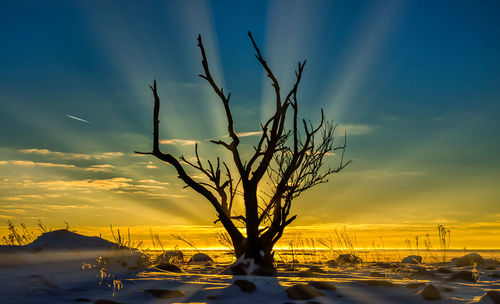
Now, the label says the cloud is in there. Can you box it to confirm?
[159,132,262,146]
[1,159,116,172]
[7,160,76,168]
[159,139,198,146]
[20,149,124,160]
[236,131,263,138]
[84,164,115,172]
[336,124,374,135]
[38,177,134,191]
[0,208,25,214]
[138,179,169,186]
[1,203,94,211]
[1,194,43,201]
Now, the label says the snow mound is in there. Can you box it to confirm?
[25,229,116,251]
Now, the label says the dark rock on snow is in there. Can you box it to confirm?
[406,282,426,289]
[297,270,315,277]
[94,300,122,304]
[286,284,324,300]
[453,253,484,267]
[233,279,257,292]
[478,290,500,304]
[144,288,185,299]
[188,252,213,263]
[326,259,338,267]
[436,267,452,274]
[402,255,422,264]
[337,253,362,264]
[155,250,184,263]
[155,262,182,273]
[369,271,387,278]
[308,281,336,290]
[308,265,326,273]
[450,270,478,282]
[363,280,397,287]
[418,284,441,301]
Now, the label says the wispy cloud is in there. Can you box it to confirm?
[37,177,134,191]
[159,139,198,146]
[138,179,170,186]
[20,149,123,160]
[159,132,262,147]
[1,203,95,211]
[84,164,115,172]
[336,124,375,135]
[4,160,76,168]
[0,160,118,172]
[236,131,263,138]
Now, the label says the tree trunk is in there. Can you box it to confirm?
[222,237,276,276]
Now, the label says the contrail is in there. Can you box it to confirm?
[66,114,91,124]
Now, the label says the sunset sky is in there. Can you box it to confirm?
[1,0,499,249]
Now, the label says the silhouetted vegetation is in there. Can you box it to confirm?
[137,32,350,275]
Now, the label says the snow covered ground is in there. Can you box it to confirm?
[0,230,498,304]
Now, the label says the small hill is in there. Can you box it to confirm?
[25,229,116,251]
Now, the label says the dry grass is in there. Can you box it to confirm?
[317,226,359,260]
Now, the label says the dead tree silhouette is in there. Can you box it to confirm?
[136,32,351,276]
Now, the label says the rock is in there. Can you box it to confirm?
[155,262,182,273]
[484,258,500,270]
[363,280,397,287]
[94,300,121,304]
[155,250,184,263]
[436,267,452,273]
[308,265,326,273]
[326,259,338,267]
[406,283,426,289]
[144,289,185,299]
[233,279,256,292]
[477,290,500,304]
[337,254,362,264]
[454,253,484,267]
[286,284,324,300]
[418,284,441,301]
[402,255,422,264]
[188,252,213,263]
[369,271,387,278]
[374,262,394,268]
[308,281,336,290]
[450,270,478,282]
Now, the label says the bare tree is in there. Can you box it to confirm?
[136,32,351,276]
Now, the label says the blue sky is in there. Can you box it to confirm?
[0,0,499,247]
